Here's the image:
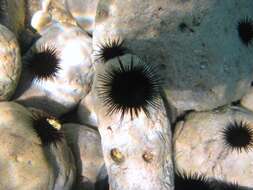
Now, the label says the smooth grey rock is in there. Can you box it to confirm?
[93,0,253,112]
[174,106,253,187]
[0,24,21,101]
[62,123,104,190]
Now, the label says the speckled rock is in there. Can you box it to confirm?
[0,0,25,36]
[92,54,174,190]
[63,123,104,190]
[15,24,94,117]
[0,24,21,101]
[65,0,99,34]
[0,101,55,190]
[174,106,253,187]
[93,0,253,112]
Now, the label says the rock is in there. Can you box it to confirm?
[45,139,76,190]
[241,88,253,112]
[0,101,55,190]
[0,24,21,101]
[93,0,253,112]
[77,92,98,127]
[92,54,174,190]
[14,24,94,117]
[65,0,99,34]
[62,123,104,190]
[174,106,253,187]
[0,0,26,36]
[30,0,77,33]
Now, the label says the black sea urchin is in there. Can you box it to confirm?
[175,171,213,190]
[97,56,162,120]
[26,46,61,81]
[222,121,253,153]
[238,17,253,46]
[32,117,63,146]
[216,181,241,190]
[95,38,128,62]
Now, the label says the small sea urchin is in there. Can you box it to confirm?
[26,45,61,81]
[95,38,128,63]
[222,121,253,153]
[175,171,213,190]
[97,56,162,120]
[32,116,63,146]
[238,17,253,46]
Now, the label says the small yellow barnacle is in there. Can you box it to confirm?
[110,148,125,164]
[46,118,61,130]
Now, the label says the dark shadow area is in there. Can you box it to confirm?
[14,96,71,118]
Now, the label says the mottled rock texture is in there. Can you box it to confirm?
[93,0,253,112]
[0,24,21,101]
[174,106,253,187]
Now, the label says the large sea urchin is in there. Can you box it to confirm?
[238,17,253,46]
[26,45,61,81]
[32,116,63,146]
[97,56,162,120]
[95,38,128,63]
[222,120,253,153]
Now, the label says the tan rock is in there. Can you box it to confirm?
[0,24,21,101]
[174,106,253,187]
[0,101,55,190]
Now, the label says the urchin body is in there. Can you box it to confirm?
[15,24,93,117]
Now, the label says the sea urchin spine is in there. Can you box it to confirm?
[32,116,63,146]
[222,120,253,153]
[95,38,128,63]
[174,170,213,190]
[237,16,253,46]
[26,45,61,81]
[97,55,163,120]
